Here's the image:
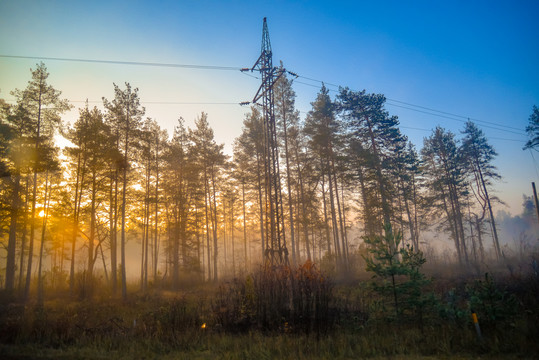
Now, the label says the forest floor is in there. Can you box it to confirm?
[0,343,534,360]
[0,268,537,359]
[0,338,535,360]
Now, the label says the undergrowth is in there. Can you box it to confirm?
[0,264,537,359]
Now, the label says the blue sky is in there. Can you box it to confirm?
[1,0,538,215]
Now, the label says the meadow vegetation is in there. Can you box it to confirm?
[1,254,537,359]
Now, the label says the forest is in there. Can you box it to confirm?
[0,63,538,359]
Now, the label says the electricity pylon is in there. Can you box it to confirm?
[248,17,289,266]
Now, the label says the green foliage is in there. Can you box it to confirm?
[467,273,518,331]
[437,288,469,326]
[363,224,432,323]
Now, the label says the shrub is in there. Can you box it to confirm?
[467,273,518,333]
[363,224,434,325]
[212,261,334,334]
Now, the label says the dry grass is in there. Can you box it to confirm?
[0,265,537,359]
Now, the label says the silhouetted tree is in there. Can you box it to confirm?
[10,63,70,299]
[523,105,539,151]
[422,127,469,265]
[103,83,145,300]
[461,121,502,259]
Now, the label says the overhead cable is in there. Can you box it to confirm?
[0,54,241,71]
[293,73,526,135]
[2,53,527,135]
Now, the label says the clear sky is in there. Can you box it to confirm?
[1,0,538,215]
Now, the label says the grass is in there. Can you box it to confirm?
[0,331,534,360]
[0,267,538,359]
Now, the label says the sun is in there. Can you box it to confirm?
[38,210,45,218]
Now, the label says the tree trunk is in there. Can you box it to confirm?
[364,113,391,230]
[5,170,21,292]
[282,113,296,265]
[25,82,43,301]
[70,141,85,294]
[18,176,30,292]
[242,181,248,271]
[332,161,348,269]
[109,166,118,294]
[120,106,130,301]
[37,170,50,305]
[440,184,462,265]
[231,198,235,277]
[477,165,501,259]
[327,157,341,266]
[204,166,211,281]
[211,165,219,282]
[88,174,97,292]
[321,170,332,256]
[295,146,310,260]
[154,137,160,283]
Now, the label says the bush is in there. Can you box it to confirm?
[363,224,434,325]
[467,273,518,333]
[212,261,334,334]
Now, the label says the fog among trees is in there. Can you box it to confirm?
[1,63,538,299]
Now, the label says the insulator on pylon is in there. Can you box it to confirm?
[287,71,298,78]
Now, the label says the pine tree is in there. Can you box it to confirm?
[234,108,267,262]
[461,121,502,260]
[163,118,192,288]
[304,85,347,269]
[338,88,404,238]
[189,113,225,281]
[364,224,430,321]
[103,83,145,300]
[1,101,33,293]
[421,127,469,265]
[37,149,60,304]
[65,104,118,296]
[10,63,70,299]
[523,105,539,151]
[274,65,300,265]
[392,140,424,250]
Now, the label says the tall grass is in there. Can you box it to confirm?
[0,267,537,358]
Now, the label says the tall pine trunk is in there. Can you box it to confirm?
[18,177,30,292]
[25,92,43,301]
[120,106,130,301]
[37,170,50,305]
[5,170,21,292]
[211,165,219,282]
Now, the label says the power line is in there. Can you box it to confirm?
[490,137,526,143]
[366,124,525,144]
[3,98,241,106]
[387,98,524,132]
[294,110,525,144]
[2,53,527,136]
[400,126,431,132]
[290,82,527,136]
[293,73,526,135]
[385,102,526,136]
[241,72,260,80]
[0,54,242,71]
[295,74,340,89]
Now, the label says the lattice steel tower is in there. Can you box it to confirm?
[249,18,289,266]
